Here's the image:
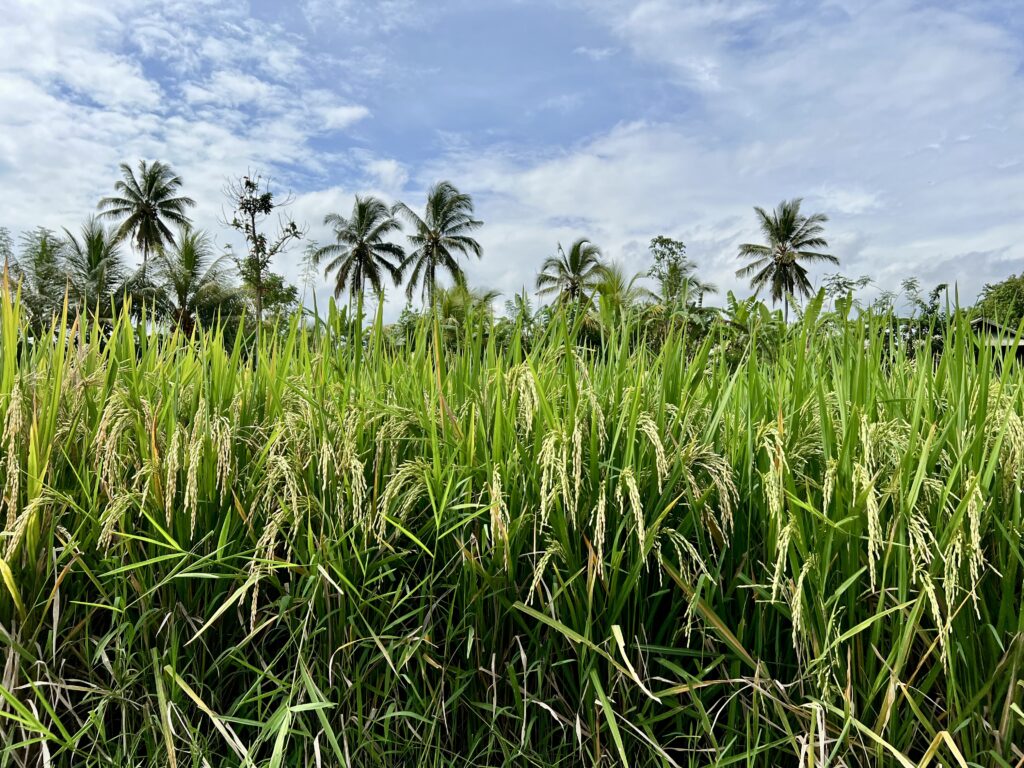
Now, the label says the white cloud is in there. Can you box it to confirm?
[811,187,882,216]
[301,0,423,32]
[319,104,372,130]
[183,71,284,107]
[535,93,584,114]
[573,46,617,61]
[595,0,772,89]
[363,158,409,193]
[0,0,161,109]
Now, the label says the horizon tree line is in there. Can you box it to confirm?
[0,156,874,337]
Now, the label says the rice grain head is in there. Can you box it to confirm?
[378,458,429,537]
[790,555,816,658]
[964,475,986,617]
[618,467,645,552]
[527,541,561,606]
[638,413,669,493]
[506,364,538,436]
[489,466,510,556]
[1,380,24,528]
[164,426,181,526]
[771,514,795,602]
[591,479,607,576]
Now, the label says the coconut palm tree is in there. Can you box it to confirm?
[97,159,196,274]
[682,274,719,309]
[668,268,718,310]
[63,217,131,318]
[8,228,67,330]
[151,227,238,336]
[495,288,545,351]
[435,281,499,323]
[505,288,539,332]
[536,238,606,305]
[594,262,654,323]
[0,227,11,267]
[735,198,837,321]
[313,196,405,303]
[433,282,500,346]
[394,182,483,306]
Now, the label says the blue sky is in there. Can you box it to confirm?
[2,0,1023,315]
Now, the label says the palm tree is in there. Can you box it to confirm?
[394,181,483,306]
[594,263,654,323]
[720,291,785,360]
[152,226,238,336]
[432,282,499,347]
[9,228,67,330]
[496,288,543,350]
[536,238,606,305]
[0,227,12,268]
[98,160,196,274]
[63,217,130,318]
[735,199,837,321]
[666,267,718,310]
[436,282,500,327]
[682,275,719,309]
[313,196,405,303]
[505,288,539,331]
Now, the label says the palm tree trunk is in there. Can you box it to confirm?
[427,264,435,312]
[177,307,195,338]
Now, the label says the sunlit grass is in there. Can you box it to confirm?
[0,280,1021,766]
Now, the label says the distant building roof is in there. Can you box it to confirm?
[971,317,1024,349]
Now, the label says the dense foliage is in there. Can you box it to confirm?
[1,280,1022,767]
[975,273,1024,327]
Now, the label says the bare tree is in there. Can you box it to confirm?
[222,172,305,324]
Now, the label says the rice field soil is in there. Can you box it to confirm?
[0,286,1022,766]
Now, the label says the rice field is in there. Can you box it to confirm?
[0,281,1022,767]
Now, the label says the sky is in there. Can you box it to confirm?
[1,0,1023,316]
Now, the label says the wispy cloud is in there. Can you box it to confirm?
[300,0,424,33]
[319,104,372,130]
[573,46,617,61]
[182,71,285,108]
[535,93,585,114]
[811,187,883,217]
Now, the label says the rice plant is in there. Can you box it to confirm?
[0,276,1021,767]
